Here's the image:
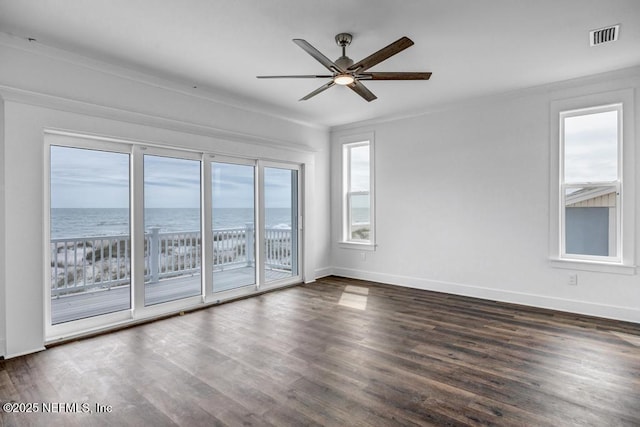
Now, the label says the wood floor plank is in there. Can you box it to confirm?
[2,275,640,426]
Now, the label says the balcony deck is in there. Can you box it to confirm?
[52,267,292,325]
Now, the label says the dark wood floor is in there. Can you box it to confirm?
[2,276,639,426]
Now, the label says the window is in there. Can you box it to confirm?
[211,161,256,292]
[341,133,375,248]
[550,89,635,274]
[143,153,202,306]
[49,144,131,324]
[561,105,621,261]
[263,165,300,283]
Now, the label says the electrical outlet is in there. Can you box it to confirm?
[568,274,578,286]
[360,252,366,261]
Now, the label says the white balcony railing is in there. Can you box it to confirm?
[50,225,292,297]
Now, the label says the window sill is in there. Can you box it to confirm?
[549,258,636,275]
[338,241,377,251]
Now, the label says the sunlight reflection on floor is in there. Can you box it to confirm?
[338,285,369,310]
[611,331,640,347]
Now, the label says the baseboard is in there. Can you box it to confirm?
[5,346,47,360]
[314,266,334,280]
[332,267,640,324]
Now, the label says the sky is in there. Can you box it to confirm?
[50,147,294,209]
[50,146,130,208]
[349,144,370,192]
[564,110,618,183]
[348,144,370,210]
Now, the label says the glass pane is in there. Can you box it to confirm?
[50,146,130,324]
[349,144,370,192]
[144,155,201,305]
[264,167,298,283]
[565,186,617,257]
[350,193,370,241]
[564,110,618,183]
[212,162,256,292]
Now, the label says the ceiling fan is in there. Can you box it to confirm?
[257,33,432,102]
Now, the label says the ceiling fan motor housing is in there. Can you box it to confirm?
[335,55,354,70]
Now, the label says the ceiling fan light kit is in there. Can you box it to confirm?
[334,74,355,85]
[257,33,432,102]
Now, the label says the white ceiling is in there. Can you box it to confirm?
[1,0,639,128]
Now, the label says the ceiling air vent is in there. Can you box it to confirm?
[590,25,619,46]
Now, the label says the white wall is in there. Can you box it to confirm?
[331,67,640,323]
[0,36,331,358]
[0,98,5,356]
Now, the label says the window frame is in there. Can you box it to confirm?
[340,132,376,250]
[258,160,303,289]
[44,133,135,337]
[549,89,636,274]
[560,104,622,263]
[140,147,204,308]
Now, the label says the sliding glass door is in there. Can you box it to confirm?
[211,161,256,292]
[49,145,131,324]
[143,153,202,306]
[210,160,300,291]
[263,166,299,284]
[47,135,303,336]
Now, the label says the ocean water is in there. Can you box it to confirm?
[50,208,293,239]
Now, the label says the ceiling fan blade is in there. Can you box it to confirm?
[347,36,414,72]
[359,72,432,80]
[347,80,377,102]
[300,81,335,101]
[293,39,342,73]
[257,75,333,79]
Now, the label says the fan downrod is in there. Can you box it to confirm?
[334,33,354,69]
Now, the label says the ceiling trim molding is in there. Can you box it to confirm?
[0,31,327,132]
[0,85,319,154]
[331,65,640,133]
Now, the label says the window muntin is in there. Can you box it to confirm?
[560,105,621,261]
